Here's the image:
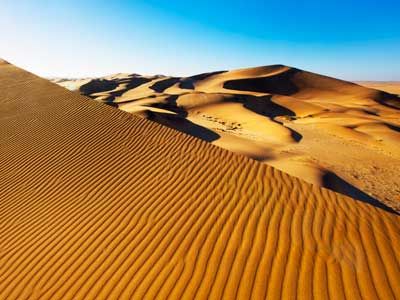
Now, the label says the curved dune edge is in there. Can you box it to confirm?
[1,63,400,299]
[52,66,400,211]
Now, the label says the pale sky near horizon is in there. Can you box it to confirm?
[1,0,399,80]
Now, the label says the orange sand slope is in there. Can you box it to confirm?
[2,61,400,299]
[54,66,400,212]
[357,81,400,95]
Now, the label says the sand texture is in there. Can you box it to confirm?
[1,61,400,299]
[53,66,400,212]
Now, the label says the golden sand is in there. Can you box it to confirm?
[1,61,400,299]
[54,66,400,211]
[357,81,400,96]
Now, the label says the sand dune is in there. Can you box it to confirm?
[357,81,400,96]
[2,61,400,299]
[53,66,400,212]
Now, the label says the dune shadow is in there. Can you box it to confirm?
[149,95,186,116]
[103,77,153,102]
[232,94,302,142]
[322,171,398,215]
[362,109,380,116]
[223,68,300,95]
[386,123,400,133]
[285,126,302,142]
[150,78,180,93]
[80,76,153,103]
[375,91,400,110]
[103,102,119,108]
[80,79,119,95]
[179,71,227,90]
[146,111,220,142]
[145,95,219,142]
[106,77,152,99]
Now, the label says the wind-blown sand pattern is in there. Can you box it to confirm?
[54,66,400,211]
[2,61,400,299]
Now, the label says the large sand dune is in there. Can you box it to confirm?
[54,66,400,212]
[1,61,400,299]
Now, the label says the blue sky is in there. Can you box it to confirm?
[1,0,399,80]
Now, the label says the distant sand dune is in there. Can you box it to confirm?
[2,62,400,299]
[53,66,400,212]
[358,81,400,96]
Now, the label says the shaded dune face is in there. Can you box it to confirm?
[223,68,300,95]
[2,62,400,300]
[80,79,119,95]
[52,65,400,212]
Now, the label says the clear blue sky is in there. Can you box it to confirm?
[1,0,399,80]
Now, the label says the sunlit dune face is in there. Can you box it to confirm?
[53,66,400,212]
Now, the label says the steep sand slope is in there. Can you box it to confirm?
[2,61,400,299]
[53,66,400,211]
